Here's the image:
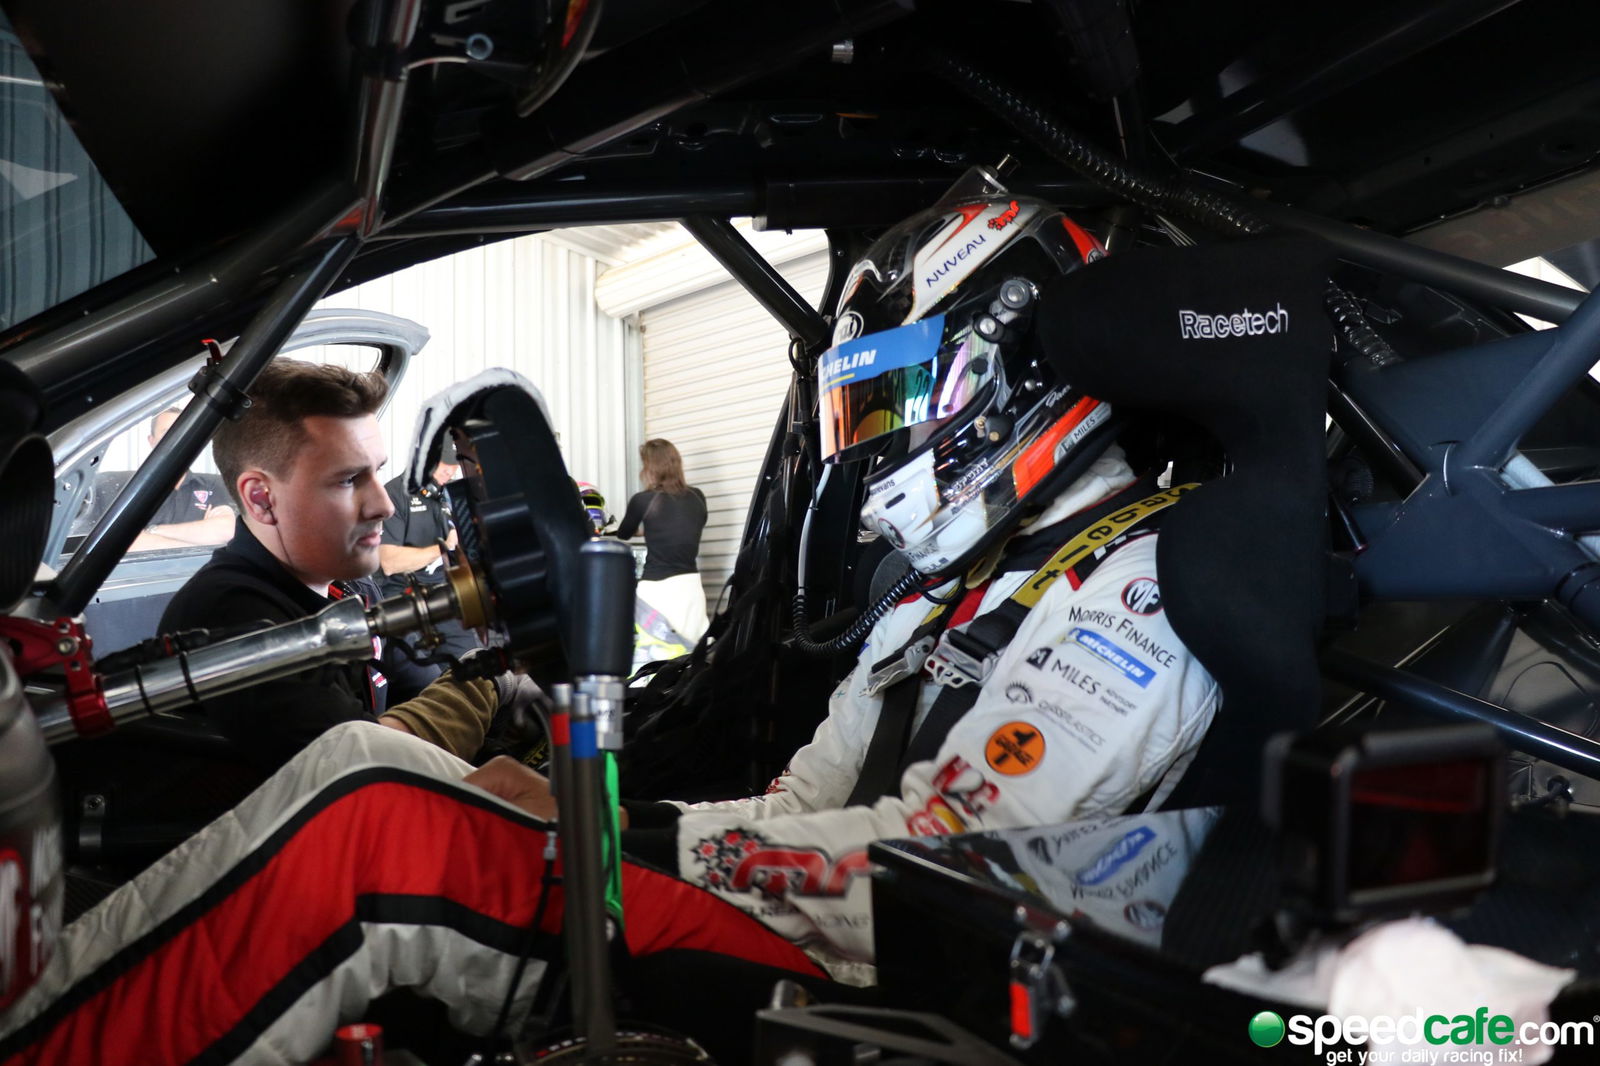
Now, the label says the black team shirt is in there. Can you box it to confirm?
[147,473,230,526]
[160,519,386,771]
[376,474,451,597]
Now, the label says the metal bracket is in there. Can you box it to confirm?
[0,616,109,738]
[187,339,254,421]
[1007,911,1074,1050]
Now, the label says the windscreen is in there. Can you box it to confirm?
[2,11,153,333]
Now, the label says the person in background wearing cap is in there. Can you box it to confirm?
[375,434,483,703]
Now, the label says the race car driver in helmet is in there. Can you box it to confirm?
[0,172,1218,1064]
[652,168,1220,971]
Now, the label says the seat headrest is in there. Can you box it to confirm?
[1035,235,1337,804]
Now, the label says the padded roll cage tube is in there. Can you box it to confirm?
[0,182,362,422]
[1246,199,1584,326]
[35,237,363,619]
[680,217,830,350]
[1322,649,1600,779]
[379,176,1110,241]
[1333,285,1600,772]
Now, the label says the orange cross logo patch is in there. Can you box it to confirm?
[985,722,1045,776]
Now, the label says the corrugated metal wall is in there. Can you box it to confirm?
[95,234,639,509]
[307,235,640,508]
[639,251,830,609]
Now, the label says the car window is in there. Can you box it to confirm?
[65,403,230,556]
[1,14,155,334]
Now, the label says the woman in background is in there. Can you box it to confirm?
[615,438,709,642]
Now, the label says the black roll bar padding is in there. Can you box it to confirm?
[3,183,362,421]
[1322,648,1600,781]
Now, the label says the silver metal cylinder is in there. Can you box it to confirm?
[36,596,375,743]
[576,675,626,752]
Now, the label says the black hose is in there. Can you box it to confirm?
[923,48,1400,368]
[791,569,923,655]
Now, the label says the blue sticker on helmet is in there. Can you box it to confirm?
[1067,628,1156,688]
[818,314,947,393]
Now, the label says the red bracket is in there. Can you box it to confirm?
[0,617,110,738]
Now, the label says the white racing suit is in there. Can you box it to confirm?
[668,452,1218,976]
[0,724,825,1066]
[0,455,1215,1064]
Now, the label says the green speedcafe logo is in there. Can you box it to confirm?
[1249,1011,1286,1047]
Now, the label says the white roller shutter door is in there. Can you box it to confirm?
[639,251,830,611]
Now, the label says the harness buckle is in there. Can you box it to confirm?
[923,629,998,689]
[865,635,937,695]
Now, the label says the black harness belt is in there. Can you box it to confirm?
[845,480,1192,806]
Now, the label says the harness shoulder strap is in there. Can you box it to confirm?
[844,677,922,806]
[846,480,1193,803]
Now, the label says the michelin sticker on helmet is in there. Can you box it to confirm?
[818,314,948,393]
[1067,627,1156,688]
[909,201,1038,320]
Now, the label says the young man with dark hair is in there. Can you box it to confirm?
[160,359,504,772]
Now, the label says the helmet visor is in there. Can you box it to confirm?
[818,313,1000,462]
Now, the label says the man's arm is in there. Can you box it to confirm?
[134,507,237,549]
[377,484,457,574]
[379,541,445,575]
[377,667,496,760]
[464,756,630,826]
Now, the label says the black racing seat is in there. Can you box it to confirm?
[1035,234,1339,808]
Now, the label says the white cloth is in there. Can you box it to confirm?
[1205,917,1576,1065]
[638,571,709,644]
[667,454,1220,974]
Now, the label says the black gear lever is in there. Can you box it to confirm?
[555,539,636,1056]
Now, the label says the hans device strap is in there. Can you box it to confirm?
[847,482,1195,806]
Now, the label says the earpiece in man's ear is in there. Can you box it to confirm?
[250,486,275,523]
